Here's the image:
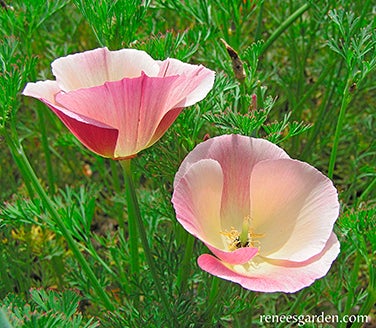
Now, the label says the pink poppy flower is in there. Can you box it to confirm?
[172,135,340,293]
[23,47,215,159]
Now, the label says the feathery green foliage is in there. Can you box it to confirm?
[0,0,375,327]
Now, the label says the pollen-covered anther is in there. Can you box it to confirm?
[221,216,264,251]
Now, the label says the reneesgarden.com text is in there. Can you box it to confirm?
[260,312,369,326]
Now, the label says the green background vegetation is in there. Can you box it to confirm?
[0,0,375,327]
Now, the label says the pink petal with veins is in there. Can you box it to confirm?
[23,80,118,157]
[158,58,215,107]
[206,244,259,265]
[52,47,160,92]
[174,135,290,232]
[23,48,215,159]
[250,159,339,261]
[56,73,183,158]
[173,135,340,292]
[198,233,340,293]
[172,159,224,248]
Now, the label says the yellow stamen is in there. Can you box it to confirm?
[221,216,264,251]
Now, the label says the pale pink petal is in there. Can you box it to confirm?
[52,47,160,92]
[23,48,215,159]
[46,105,118,157]
[56,73,182,158]
[172,159,224,249]
[250,159,339,261]
[22,80,60,102]
[23,81,118,157]
[146,107,184,147]
[174,135,290,232]
[198,233,340,293]
[158,58,215,107]
[173,151,260,265]
[41,100,118,157]
[206,244,259,265]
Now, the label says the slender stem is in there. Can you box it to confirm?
[352,231,376,328]
[302,61,343,160]
[349,249,375,328]
[358,0,372,28]
[245,292,257,324]
[110,159,127,238]
[3,132,115,311]
[260,3,310,56]
[356,175,376,206]
[328,77,352,179]
[239,81,248,114]
[208,277,220,308]
[234,315,241,328]
[340,252,361,325]
[254,0,264,41]
[4,135,35,198]
[121,159,177,325]
[121,160,140,276]
[355,266,375,328]
[5,118,35,198]
[295,62,335,113]
[110,159,122,194]
[287,289,307,314]
[176,233,195,292]
[203,277,221,326]
[38,108,55,194]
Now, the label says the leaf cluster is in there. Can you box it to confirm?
[1,289,99,328]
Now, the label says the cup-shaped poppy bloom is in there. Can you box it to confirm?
[23,47,215,159]
[172,134,340,293]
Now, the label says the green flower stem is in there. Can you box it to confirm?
[202,276,221,326]
[357,176,376,205]
[341,252,361,323]
[301,61,343,160]
[208,277,220,309]
[121,159,177,325]
[121,160,140,276]
[110,159,127,239]
[239,81,248,114]
[353,232,376,328]
[38,108,55,194]
[260,3,310,56]
[295,62,335,113]
[176,233,195,292]
[110,159,121,194]
[328,77,353,179]
[4,121,36,198]
[287,289,307,315]
[3,132,115,311]
[348,246,375,328]
[254,1,264,41]
[353,264,375,328]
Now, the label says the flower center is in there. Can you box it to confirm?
[221,216,264,251]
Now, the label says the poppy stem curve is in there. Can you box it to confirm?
[121,159,177,324]
[121,159,140,276]
[260,3,311,56]
[328,76,352,179]
[176,233,195,292]
[3,132,115,311]
[201,276,222,326]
